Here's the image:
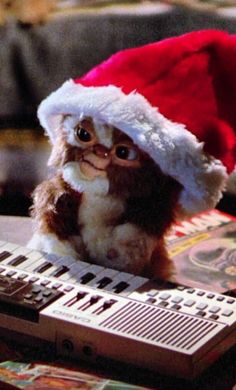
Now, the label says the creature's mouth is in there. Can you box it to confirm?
[82,157,106,172]
[80,156,107,179]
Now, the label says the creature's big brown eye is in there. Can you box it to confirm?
[74,125,92,143]
[115,145,138,161]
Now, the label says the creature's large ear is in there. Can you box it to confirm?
[47,136,65,168]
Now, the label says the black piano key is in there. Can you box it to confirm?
[0,251,11,262]
[113,281,130,294]
[8,255,28,267]
[80,272,95,284]
[50,265,69,278]
[97,276,112,289]
[34,261,53,274]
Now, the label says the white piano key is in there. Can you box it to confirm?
[56,259,90,282]
[23,253,49,272]
[41,252,64,266]
[75,264,105,283]
[53,255,88,269]
[123,276,148,295]
[0,242,19,254]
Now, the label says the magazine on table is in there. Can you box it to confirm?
[0,361,152,390]
[166,209,236,293]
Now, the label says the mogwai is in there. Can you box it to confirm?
[29,115,182,279]
[29,31,233,278]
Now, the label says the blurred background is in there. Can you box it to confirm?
[0,0,235,216]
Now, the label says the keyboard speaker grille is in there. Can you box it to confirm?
[100,301,218,351]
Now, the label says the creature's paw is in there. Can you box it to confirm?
[106,224,155,274]
[27,232,78,259]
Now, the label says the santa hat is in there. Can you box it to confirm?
[38,29,236,215]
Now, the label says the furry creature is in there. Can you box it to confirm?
[29,30,235,279]
[29,116,182,278]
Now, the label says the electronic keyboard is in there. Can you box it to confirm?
[0,240,235,379]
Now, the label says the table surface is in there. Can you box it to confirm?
[0,215,235,390]
[0,215,32,247]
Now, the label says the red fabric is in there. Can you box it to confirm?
[75,30,236,172]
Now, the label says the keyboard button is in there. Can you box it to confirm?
[177,285,185,291]
[197,291,205,296]
[32,286,42,294]
[209,314,219,321]
[43,290,52,297]
[209,306,220,314]
[89,295,101,304]
[102,299,116,310]
[184,299,195,307]
[196,302,208,311]
[63,285,74,292]
[207,293,215,299]
[40,279,50,287]
[146,297,157,304]
[226,298,235,304]
[196,311,206,317]
[222,309,234,317]
[171,304,181,310]
[76,291,87,300]
[171,296,183,304]
[159,293,171,300]
[24,293,33,300]
[158,301,169,307]
[186,288,195,294]
[17,273,28,280]
[34,296,43,303]
[52,282,63,290]
[147,289,159,298]
[28,276,40,283]
[6,270,17,277]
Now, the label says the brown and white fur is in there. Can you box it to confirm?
[29,115,182,278]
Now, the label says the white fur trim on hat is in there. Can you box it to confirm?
[38,80,228,215]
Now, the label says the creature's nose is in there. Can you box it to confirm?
[93,144,110,159]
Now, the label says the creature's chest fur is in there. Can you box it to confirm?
[78,192,125,258]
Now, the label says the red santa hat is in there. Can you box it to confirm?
[38,29,236,215]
